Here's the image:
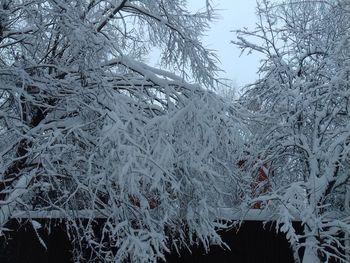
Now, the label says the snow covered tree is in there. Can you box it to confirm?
[235,0,350,262]
[0,0,241,261]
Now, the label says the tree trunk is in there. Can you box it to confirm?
[302,235,320,263]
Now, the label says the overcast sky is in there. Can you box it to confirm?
[189,0,261,88]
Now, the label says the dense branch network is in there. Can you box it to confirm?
[235,1,350,262]
[0,1,240,262]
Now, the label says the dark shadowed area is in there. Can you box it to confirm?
[0,220,303,263]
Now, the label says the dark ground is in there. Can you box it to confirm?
[0,220,300,263]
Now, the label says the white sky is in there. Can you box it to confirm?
[189,0,261,88]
